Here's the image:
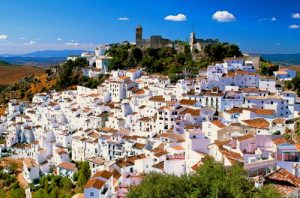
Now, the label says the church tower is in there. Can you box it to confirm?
[190,32,196,51]
[136,25,143,47]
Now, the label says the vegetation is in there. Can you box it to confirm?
[204,42,242,62]
[284,75,300,96]
[128,158,281,198]
[55,58,108,90]
[259,58,279,76]
[73,161,91,191]
[0,170,25,198]
[106,41,242,83]
[33,175,74,198]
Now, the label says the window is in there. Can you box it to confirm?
[90,192,94,196]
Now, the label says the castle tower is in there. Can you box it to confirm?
[136,25,143,47]
[190,32,196,51]
[190,32,195,45]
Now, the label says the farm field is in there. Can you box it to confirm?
[0,65,45,85]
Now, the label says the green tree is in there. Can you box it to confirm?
[132,47,143,63]
[9,188,26,198]
[77,162,91,190]
[128,158,281,198]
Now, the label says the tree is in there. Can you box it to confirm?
[62,177,73,193]
[9,188,25,198]
[128,158,281,198]
[204,42,242,62]
[291,76,300,95]
[284,80,293,90]
[132,47,143,63]
[77,162,91,190]
[260,65,269,75]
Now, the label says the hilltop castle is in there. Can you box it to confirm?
[135,25,219,53]
[135,25,173,49]
[189,32,219,52]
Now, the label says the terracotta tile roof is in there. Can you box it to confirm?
[119,76,130,80]
[112,169,121,180]
[203,90,224,97]
[235,134,255,141]
[58,162,78,172]
[265,168,300,196]
[138,117,151,122]
[242,118,270,129]
[149,95,165,103]
[220,149,243,165]
[191,160,203,171]
[272,118,286,125]
[170,145,185,151]
[134,143,145,150]
[211,120,226,128]
[214,139,231,147]
[179,108,200,116]
[236,70,258,76]
[152,162,164,170]
[84,179,105,190]
[92,170,113,180]
[225,107,275,116]
[154,150,169,157]
[137,154,146,159]
[272,138,289,145]
[127,68,138,73]
[179,99,197,106]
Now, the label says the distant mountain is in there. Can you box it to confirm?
[0,57,64,67]
[261,53,300,65]
[19,50,86,58]
[0,60,11,66]
[0,50,88,66]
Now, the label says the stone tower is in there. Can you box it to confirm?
[190,32,195,45]
[190,32,196,51]
[136,25,143,47]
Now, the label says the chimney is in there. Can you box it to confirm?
[293,163,300,178]
[254,176,264,188]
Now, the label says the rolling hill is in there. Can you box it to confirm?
[0,62,45,85]
[0,50,87,66]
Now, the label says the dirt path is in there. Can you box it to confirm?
[17,172,28,188]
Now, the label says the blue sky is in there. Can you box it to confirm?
[0,0,299,54]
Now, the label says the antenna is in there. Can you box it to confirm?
[192,23,195,33]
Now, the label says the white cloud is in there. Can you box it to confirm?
[0,34,8,40]
[18,37,27,40]
[164,14,187,22]
[66,42,79,46]
[274,42,281,46]
[117,17,129,21]
[212,11,236,22]
[271,17,277,21]
[24,40,37,45]
[289,24,300,29]
[292,13,300,19]
[57,38,63,41]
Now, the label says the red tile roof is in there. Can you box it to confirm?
[84,179,105,190]
[92,170,112,180]
[242,118,270,129]
[58,162,78,172]
[265,168,300,196]
[211,120,226,128]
